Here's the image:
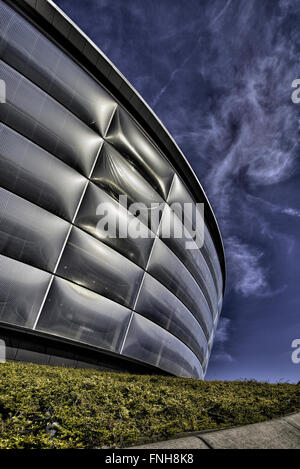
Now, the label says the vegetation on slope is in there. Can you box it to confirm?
[0,362,298,449]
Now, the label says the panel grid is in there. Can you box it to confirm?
[1,0,221,298]
[0,0,225,379]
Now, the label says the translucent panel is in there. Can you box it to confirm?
[208,329,215,352]
[121,313,203,379]
[158,204,218,318]
[0,255,51,328]
[91,142,164,232]
[135,273,209,361]
[106,108,174,199]
[168,175,204,224]
[75,183,155,269]
[56,226,144,308]
[202,349,210,376]
[36,277,131,352]
[0,188,70,272]
[203,225,223,298]
[0,60,103,176]
[168,174,223,297]
[0,1,117,136]
[218,296,223,315]
[147,238,213,337]
[0,123,87,221]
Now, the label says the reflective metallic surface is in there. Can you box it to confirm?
[75,182,155,269]
[106,108,175,199]
[121,313,204,379]
[168,174,223,300]
[135,273,208,362]
[0,187,70,272]
[37,277,132,352]
[0,255,51,328]
[0,0,226,378]
[0,123,87,221]
[56,227,144,308]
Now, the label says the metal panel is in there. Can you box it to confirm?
[52,10,71,38]
[23,1,36,8]
[36,276,131,352]
[0,0,225,379]
[0,254,51,328]
[168,174,223,298]
[35,1,55,23]
[106,108,174,199]
[147,238,213,337]
[0,1,117,136]
[91,142,164,232]
[121,313,203,379]
[159,204,218,318]
[56,226,144,308]
[218,296,223,315]
[203,224,223,299]
[75,182,155,269]
[0,187,70,272]
[0,60,103,177]
[0,123,87,221]
[135,273,209,361]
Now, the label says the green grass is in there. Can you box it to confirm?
[0,362,299,449]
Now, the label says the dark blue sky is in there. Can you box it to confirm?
[55,0,300,383]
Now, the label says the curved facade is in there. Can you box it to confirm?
[0,0,225,379]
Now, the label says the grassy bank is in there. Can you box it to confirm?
[0,362,298,449]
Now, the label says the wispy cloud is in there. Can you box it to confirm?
[225,236,289,297]
[148,1,299,301]
[198,0,300,298]
[151,0,233,110]
[151,34,203,109]
[246,193,300,220]
[215,317,231,343]
[283,207,300,218]
[212,317,234,363]
[225,238,268,296]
